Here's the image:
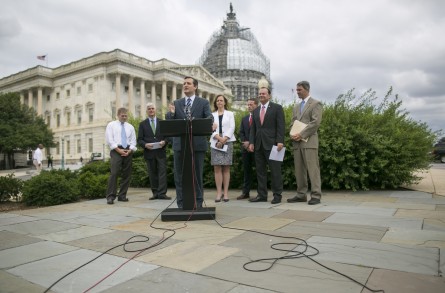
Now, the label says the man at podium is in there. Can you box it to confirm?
[166,76,213,208]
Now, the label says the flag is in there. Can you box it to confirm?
[37,55,46,60]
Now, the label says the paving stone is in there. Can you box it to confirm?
[200,253,372,293]
[437,205,445,211]
[382,228,445,249]
[316,205,396,217]
[423,219,445,232]
[37,226,114,243]
[390,191,432,199]
[7,248,157,293]
[60,213,144,228]
[397,197,445,204]
[277,221,387,242]
[360,201,435,210]
[0,270,51,293]
[103,267,238,293]
[271,210,333,222]
[324,213,422,229]
[2,219,80,236]
[0,230,43,251]
[137,241,239,273]
[65,229,181,258]
[224,216,294,231]
[307,236,439,275]
[0,241,79,269]
[366,268,445,293]
[394,209,445,220]
[0,215,38,226]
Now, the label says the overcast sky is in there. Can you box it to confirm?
[1,0,444,134]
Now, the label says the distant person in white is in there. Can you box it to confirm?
[33,144,44,174]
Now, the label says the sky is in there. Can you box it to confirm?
[1,0,444,135]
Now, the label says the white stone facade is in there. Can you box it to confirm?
[0,49,227,164]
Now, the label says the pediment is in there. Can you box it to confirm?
[168,65,225,88]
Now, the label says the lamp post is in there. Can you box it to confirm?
[61,138,65,170]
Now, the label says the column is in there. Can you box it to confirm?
[20,92,24,104]
[128,75,134,114]
[171,82,177,101]
[115,74,121,108]
[140,80,146,118]
[151,82,156,105]
[161,80,167,110]
[205,92,210,101]
[28,90,33,108]
[37,87,43,116]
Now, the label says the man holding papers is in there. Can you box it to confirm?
[138,102,171,200]
[248,87,285,204]
[288,81,323,205]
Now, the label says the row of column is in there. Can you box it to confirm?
[20,88,43,116]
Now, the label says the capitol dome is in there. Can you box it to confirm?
[198,3,271,102]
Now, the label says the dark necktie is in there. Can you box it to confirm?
[249,114,252,127]
[185,98,191,119]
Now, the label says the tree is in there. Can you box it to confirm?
[0,92,54,169]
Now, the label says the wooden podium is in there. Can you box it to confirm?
[159,118,216,221]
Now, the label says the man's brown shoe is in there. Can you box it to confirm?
[287,196,307,203]
[237,194,250,200]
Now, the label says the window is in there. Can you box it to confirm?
[77,110,82,125]
[46,95,50,102]
[66,89,70,97]
[88,84,93,92]
[88,107,94,122]
[56,114,60,127]
[56,92,60,100]
[88,137,93,152]
[46,115,51,125]
[66,140,70,154]
[77,87,81,95]
[66,112,71,126]
[77,139,81,153]
[124,86,129,93]
[56,142,60,155]
[111,82,115,91]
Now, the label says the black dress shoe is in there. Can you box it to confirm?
[158,195,171,200]
[249,196,267,202]
[287,196,307,203]
[107,199,114,205]
[223,198,230,202]
[149,196,158,200]
[117,197,129,202]
[237,193,250,200]
[271,194,282,204]
[308,198,320,205]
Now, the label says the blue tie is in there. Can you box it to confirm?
[300,100,305,115]
[121,122,127,148]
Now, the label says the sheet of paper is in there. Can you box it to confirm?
[290,120,308,142]
[148,142,161,149]
[269,145,285,161]
[210,140,228,152]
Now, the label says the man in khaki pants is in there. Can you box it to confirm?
[288,81,323,205]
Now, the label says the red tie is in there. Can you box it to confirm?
[249,115,252,126]
[260,106,266,125]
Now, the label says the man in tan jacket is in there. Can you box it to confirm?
[288,81,323,205]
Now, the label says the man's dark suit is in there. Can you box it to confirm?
[239,114,255,196]
[137,117,168,199]
[166,96,212,208]
[249,102,285,199]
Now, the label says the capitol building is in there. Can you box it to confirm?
[0,4,271,167]
[0,50,227,165]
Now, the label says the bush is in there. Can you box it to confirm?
[318,88,436,190]
[78,171,109,199]
[22,170,80,206]
[79,160,110,175]
[0,174,24,202]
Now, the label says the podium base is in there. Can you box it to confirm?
[161,207,216,222]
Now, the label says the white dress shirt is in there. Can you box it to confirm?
[105,120,137,151]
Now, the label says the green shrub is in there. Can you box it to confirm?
[79,160,110,175]
[78,171,109,199]
[130,155,149,187]
[22,171,80,206]
[0,174,24,202]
